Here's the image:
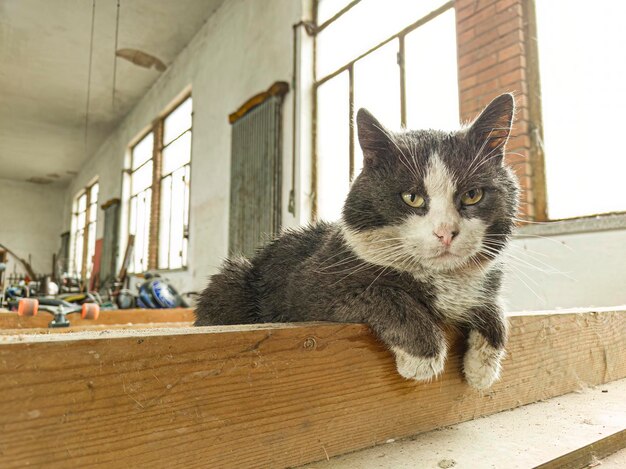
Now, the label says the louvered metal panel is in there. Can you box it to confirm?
[100,199,120,284]
[229,96,283,257]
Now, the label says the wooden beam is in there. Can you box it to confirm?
[0,322,193,335]
[0,308,624,468]
[0,308,194,329]
[536,429,626,469]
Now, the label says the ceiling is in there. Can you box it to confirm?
[0,0,225,185]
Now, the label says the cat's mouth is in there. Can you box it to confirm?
[430,248,460,259]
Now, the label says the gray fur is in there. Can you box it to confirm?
[195,94,519,388]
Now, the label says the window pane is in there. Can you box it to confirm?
[77,211,86,230]
[131,160,153,196]
[405,9,459,131]
[158,175,172,269]
[317,0,449,77]
[316,72,350,222]
[168,167,186,269]
[73,229,84,275]
[164,97,192,145]
[89,203,97,223]
[77,193,87,213]
[353,40,401,176]
[162,130,191,175]
[181,165,190,267]
[86,222,96,277]
[537,0,626,219]
[129,197,138,238]
[131,189,151,273]
[132,132,154,170]
[89,183,99,204]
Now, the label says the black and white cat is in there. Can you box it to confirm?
[195,93,519,390]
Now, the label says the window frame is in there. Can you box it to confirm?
[124,91,193,274]
[312,0,456,220]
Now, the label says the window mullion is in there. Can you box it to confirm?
[399,35,407,128]
[148,119,164,271]
[348,65,355,182]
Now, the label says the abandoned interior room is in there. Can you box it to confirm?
[1,0,625,467]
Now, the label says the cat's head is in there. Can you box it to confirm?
[342,93,520,273]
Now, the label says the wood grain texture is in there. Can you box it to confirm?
[0,308,194,329]
[535,429,626,469]
[0,309,624,468]
[0,322,194,335]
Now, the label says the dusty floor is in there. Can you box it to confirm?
[302,378,626,469]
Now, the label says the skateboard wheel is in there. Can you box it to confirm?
[81,303,100,320]
[17,298,39,317]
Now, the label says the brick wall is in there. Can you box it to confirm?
[455,0,546,220]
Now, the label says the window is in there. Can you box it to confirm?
[69,181,99,279]
[159,98,192,270]
[128,132,154,273]
[314,0,459,220]
[536,0,626,220]
[126,95,192,273]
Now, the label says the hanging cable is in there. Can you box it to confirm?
[112,0,120,110]
[84,0,96,151]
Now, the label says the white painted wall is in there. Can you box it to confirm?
[64,0,306,294]
[0,179,65,275]
[503,229,626,312]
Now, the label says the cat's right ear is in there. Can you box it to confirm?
[357,108,392,166]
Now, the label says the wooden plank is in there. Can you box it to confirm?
[0,322,194,335]
[535,429,626,469]
[0,308,624,468]
[0,308,194,329]
[304,378,626,468]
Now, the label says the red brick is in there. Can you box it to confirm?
[496,0,521,13]
[455,0,498,23]
[457,26,476,46]
[463,79,500,101]
[459,75,478,91]
[459,53,498,77]
[459,29,525,65]
[498,42,524,62]
[470,56,525,85]
[498,67,525,87]
[457,4,497,34]
[497,16,523,36]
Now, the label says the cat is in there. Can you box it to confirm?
[195,93,519,390]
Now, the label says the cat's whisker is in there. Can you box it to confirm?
[316,246,406,273]
[481,243,574,279]
[483,233,574,250]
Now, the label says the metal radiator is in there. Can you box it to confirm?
[229,93,284,257]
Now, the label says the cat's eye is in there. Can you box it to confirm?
[401,192,425,208]
[460,188,484,206]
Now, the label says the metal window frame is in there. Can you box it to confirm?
[312,0,455,220]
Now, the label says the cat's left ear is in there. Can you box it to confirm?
[468,93,515,156]
[357,108,393,167]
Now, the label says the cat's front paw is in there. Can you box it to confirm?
[392,347,446,382]
[463,330,505,390]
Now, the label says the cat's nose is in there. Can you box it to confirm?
[433,226,459,247]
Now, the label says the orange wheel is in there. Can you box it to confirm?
[17,298,39,316]
[81,303,100,320]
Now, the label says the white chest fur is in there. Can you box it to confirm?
[421,268,489,323]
